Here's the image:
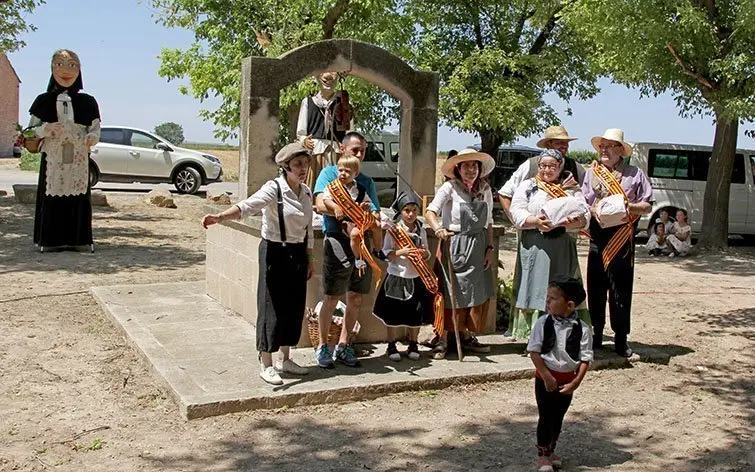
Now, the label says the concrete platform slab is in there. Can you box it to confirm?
[91,281,671,420]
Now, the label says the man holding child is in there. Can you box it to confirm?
[313,132,381,368]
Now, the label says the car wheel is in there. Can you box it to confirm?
[174,166,202,194]
[89,162,99,188]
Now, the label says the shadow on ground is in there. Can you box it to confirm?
[634,238,755,278]
[144,413,635,471]
[674,359,755,471]
[694,307,755,341]
[0,197,205,275]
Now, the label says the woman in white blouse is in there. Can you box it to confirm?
[509,149,590,342]
[202,143,315,386]
[425,148,497,359]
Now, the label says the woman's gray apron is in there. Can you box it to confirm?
[515,229,579,311]
[441,198,494,309]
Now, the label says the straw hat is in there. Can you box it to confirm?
[275,142,311,165]
[591,129,633,157]
[441,148,496,179]
[536,125,578,149]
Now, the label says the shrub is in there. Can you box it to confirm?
[568,149,598,164]
[496,276,514,331]
[154,122,185,144]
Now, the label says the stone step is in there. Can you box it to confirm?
[91,281,670,420]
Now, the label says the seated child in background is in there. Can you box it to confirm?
[646,222,668,256]
[323,154,381,264]
[657,208,675,234]
[527,275,593,472]
[666,209,692,258]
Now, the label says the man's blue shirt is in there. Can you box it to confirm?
[313,165,380,234]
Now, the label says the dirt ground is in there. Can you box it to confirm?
[1,191,753,472]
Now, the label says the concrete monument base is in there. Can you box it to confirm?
[204,205,506,346]
[92,281,670,420]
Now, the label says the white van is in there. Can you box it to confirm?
[362,131,400,202]
[630,142,755,237]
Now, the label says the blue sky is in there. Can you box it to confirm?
[8,0,754,151]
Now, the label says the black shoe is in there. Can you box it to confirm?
[593,332,603,350]
[386,342,401,361]
[615,342,633,358]
[462,335,491,353]
[406,341,420,360]
[614,335,632,357]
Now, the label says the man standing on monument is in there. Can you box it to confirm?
[297,71,353,189]
[313,132,381,369]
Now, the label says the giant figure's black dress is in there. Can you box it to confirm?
[29,75,100,250]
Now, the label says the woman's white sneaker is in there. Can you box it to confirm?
[260,365,283,385]
[276,359,309,375]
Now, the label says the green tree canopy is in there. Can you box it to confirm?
[150,0,413,141]
[0,0,44,53]
[406,0,599,155]
[567,0,755,249]
[154,121,185,144]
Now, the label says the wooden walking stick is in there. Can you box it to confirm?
[441,238,464,361]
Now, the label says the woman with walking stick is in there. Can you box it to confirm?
[425,149,497,359]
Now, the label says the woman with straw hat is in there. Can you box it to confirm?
[582,129,652,357]
[425,148,497,359]
[201,142,315,385]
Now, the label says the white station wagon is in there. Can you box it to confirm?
[90,126,223,194]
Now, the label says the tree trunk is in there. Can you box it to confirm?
[697,112,739,250]
[479,130,503,158]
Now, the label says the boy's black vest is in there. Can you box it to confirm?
[541,315,583,361]
[307,96,346,143]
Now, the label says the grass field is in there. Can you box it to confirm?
[199,149,240,181]
[183,143,239,151]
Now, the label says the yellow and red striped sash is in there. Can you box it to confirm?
[326,178,382,288]
[387,223,445,334]
[535,176,590,238]
[535,175,569,198]
[592,162,639,270]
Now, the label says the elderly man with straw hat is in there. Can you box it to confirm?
[582,129,652,358]
[497,125,590,342]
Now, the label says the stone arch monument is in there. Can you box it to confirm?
[238,39,439,199]
[206,40,500,345]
